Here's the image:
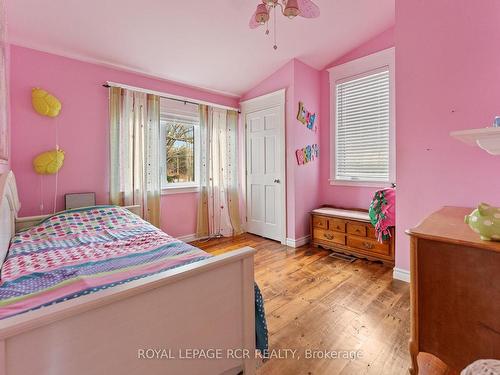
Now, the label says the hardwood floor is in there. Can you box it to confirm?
[192,233,451,375]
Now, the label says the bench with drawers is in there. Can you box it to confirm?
[311,207,395,265]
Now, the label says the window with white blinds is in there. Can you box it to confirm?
[335,68,391,183]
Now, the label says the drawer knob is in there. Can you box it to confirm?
[363,242,375,249]
[324,233,334,240]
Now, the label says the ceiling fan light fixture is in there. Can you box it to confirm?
[283,0,300,18]
[255,4,270,24]
[250,0,319,50]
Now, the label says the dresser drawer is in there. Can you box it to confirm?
[312,216,328,229]
[347,223,367,237]
[347,236,390,257]
[311,209,394,265]
[328,218,346,233]
[313,228,346,246]
[367,226,377,239]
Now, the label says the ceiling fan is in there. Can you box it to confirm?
[249,0,320,50]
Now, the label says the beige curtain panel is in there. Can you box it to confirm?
[197,105,242,238]
[109,87,161,227]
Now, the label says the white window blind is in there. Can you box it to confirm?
[335,69,390,183]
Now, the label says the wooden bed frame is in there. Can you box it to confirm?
[0,171,257,375]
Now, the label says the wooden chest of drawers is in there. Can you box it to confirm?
[407,207,500,374]
[311,207,395,265]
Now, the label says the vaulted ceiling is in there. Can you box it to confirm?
[5,0,394,97]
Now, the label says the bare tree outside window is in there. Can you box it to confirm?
[160,98,200,189]
[165,121,195,184]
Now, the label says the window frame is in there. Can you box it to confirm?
[328,47,396,188]
[160,113,201,195]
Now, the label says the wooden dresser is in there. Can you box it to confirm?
[407,207,500,374]
[311,207,395,265]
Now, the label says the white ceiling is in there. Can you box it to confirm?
[5,0,394,97]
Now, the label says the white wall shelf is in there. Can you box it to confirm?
[450,127,500,155]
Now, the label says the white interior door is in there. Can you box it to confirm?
[245,105,285,242]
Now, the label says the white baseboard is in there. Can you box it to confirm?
[286,235,311,248]
[177,233,199,243]
[393,267,410,283]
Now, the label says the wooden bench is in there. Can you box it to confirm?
[311,207,395,265]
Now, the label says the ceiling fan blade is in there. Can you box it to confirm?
[249,9,262,29]
[298,0,320,18]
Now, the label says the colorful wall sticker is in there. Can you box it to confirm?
[296,144,319,165]
[297,101,317,132]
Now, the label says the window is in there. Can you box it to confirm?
[160,98,200,192]
[329,48,395,186]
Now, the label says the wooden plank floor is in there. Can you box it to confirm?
[192,233,452,375]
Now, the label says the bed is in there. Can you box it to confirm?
[0,171,260,375]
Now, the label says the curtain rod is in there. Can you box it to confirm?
[103,82,240,113]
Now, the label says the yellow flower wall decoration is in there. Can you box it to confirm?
[32,88,62,117]
[33,149,65,175]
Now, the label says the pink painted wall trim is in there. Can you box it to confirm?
[9,45,238,238]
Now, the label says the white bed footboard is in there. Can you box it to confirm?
[0,247,256,375]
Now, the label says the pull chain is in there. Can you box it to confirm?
[273,6,278,50]
[53,117,60,214]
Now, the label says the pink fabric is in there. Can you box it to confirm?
[0,255,199,319]
[371,188,395,242]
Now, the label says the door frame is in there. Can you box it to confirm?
[240,89,287,245]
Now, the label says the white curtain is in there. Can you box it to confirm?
[197,105,242,237]
[109,87,161,227]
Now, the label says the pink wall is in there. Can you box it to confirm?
[9,45,238,238]
[0,43,10,175]
[241,59,321,240]
[241,61,294,103]
[320,2,500,273]
[161,193,199,238]
[0,0,8,175]
[292,60,321,239]
[395,0,500,270]
[319,27,395,209]
[326,27,395,69]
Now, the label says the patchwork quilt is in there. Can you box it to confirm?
[0,206,269,352]
[0,206,211,319]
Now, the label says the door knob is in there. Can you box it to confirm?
[274,179,281,183]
